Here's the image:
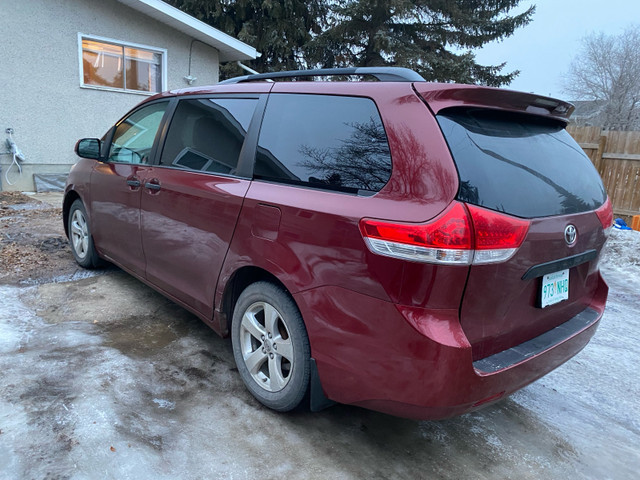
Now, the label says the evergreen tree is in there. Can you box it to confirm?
[165,0,327,77]
[166,0,532,86]
[308,0,534,86]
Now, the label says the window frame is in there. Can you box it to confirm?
[78,33,168,96]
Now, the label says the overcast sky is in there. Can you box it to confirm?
[475,0,640,99]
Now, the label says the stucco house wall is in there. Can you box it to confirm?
[0,0,250,191]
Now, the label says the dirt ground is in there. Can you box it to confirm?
[1,193,639,479]
[0,192,90,286]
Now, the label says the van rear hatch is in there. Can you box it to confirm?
[417,87,610,361]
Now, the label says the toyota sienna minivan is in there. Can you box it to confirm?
[64,67,611,419]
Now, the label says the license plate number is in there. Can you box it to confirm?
[540,269,569,308]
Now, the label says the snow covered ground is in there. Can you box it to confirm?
[0,229,638,479]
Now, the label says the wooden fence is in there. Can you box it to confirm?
[567,125,640,220]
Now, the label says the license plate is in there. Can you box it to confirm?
[540,269,569,308]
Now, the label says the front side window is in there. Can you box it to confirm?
[255,94,392,194]
[80,35,165,94]
[108,101,168,164]
[159,98,258,175]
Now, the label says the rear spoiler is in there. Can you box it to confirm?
[414,84,574,123]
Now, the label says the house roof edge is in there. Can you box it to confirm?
[116,0,257,61]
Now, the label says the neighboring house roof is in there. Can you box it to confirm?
[116,0,257,62]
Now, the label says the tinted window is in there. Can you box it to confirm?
[437,109,606,218]
[108,101,168,164]
[160,98,257,174]
[255,94,392,193]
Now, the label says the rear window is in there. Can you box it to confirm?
[437,109,606,218]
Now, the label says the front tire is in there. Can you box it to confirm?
[68,199,101,268]
[231,281,310,412]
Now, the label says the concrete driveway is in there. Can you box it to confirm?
[1,193,639,479]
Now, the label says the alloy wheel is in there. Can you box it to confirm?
[70,209,89,260]
[239,301,294,392]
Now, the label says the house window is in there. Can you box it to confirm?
[79,34,166,94]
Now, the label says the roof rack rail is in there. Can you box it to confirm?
[218,67,426,84]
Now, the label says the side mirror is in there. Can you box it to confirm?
[75,138,102,160]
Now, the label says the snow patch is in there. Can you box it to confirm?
[601,228,640,269]
[0,285,38,351]
[19,268,102,286]
[152,398,176,410]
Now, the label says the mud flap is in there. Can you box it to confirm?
[310,358,336,412]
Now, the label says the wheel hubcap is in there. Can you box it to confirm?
[239,301,294,392]
[70,209,89,260]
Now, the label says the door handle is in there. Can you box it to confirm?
[126,179,141,188]
[144,180,161,191]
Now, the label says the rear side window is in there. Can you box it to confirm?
[438,109,606,218]
[160,98,257,174]
[255,94,392,194]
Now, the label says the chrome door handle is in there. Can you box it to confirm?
[126,179,141,187]
[144,182,161,191]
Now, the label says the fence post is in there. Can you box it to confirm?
[594,131,608,176]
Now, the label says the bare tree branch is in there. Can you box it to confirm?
[563,26,640,130]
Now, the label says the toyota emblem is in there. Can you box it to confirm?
[564,225,577,246]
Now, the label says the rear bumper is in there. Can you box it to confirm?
[473,307,600,374]
[295,282,605,420]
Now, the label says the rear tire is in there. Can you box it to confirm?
[231,281,310,412]
[68,199,101,268]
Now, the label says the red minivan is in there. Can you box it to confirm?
[64,67,611,419]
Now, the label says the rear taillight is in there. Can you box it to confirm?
[359,202,473,264]
[359,201,530,265]
[595,197,613,235]
[466,204,530,264]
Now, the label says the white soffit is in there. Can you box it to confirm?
[116,0,257,61]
